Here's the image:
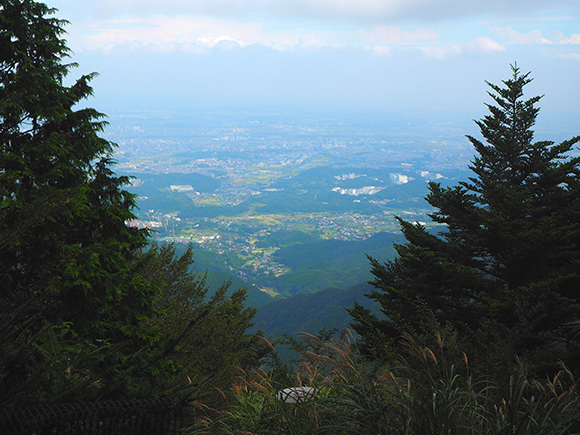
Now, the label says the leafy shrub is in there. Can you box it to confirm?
[191,330,580,434]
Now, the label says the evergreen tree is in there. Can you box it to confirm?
[137,243,265,406]
[0,0,161,402]
[0,0,267,406]
[350,66,580,373]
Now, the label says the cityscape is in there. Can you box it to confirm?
[110,108,474,295]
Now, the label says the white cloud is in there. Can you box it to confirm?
[73,16,266,53]
[561,34,580,44]
[492,26,553,44]
[370,45,392,56]
[285,0,578,23]
[196,36,244,50]
[466,36,506,53]
[67,14,439,54]
[492,28,580,46]
[49,0,576,64]
[420,44,462,60]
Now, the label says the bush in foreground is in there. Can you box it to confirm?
[192,330,580,434]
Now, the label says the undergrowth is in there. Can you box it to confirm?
[188,329,580,434]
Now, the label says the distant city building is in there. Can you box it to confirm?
[335,172,364,180]
[127,220,163,229]
[332,186,386,196]
[170,185,194,192]
[417,171,445,180]
[390,173,409,184]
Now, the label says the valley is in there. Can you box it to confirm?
[110,108,472,303]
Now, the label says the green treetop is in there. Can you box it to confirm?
[350,66,580,374]
[0,0,154,331]
[0,1,265,405]
[0,0,161,402]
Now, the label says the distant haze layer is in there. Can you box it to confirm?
[47,0,580,122]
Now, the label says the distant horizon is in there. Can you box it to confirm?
[49,0,579,132]
[98,101,578,150]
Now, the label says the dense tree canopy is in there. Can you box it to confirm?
[0,0,165,402]
[0,0,154,329]
[351,66,580,373]
[0,0,263,404]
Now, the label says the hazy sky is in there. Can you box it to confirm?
[49,0,580,123]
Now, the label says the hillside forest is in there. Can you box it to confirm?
[1,1,580,433]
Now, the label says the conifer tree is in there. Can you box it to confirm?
[0,0,161,402]
[0,1,265,404]
[351,66,580,372]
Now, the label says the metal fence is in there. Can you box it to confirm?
[0,397,186,435]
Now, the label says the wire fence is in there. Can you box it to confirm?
[0,397,186,435]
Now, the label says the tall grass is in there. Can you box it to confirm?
[190,330,580,434]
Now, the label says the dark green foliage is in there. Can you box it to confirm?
[264,231,403,295]
[136,243,265,406]
[0,1,263,405]
[0,0,162,403]
[204,270,273,308]
[168,243,274,308]
[351,66,580,374]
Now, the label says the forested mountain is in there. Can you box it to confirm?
[175,230,404,301]
[251,282,377,337]
[257,231,404,295]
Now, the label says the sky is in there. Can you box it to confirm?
[48,0,580,128]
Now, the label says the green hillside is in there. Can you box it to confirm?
[260,231,404,295]
[171,243,275,308]
[251,282,379,337]
[204,270,274,308]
